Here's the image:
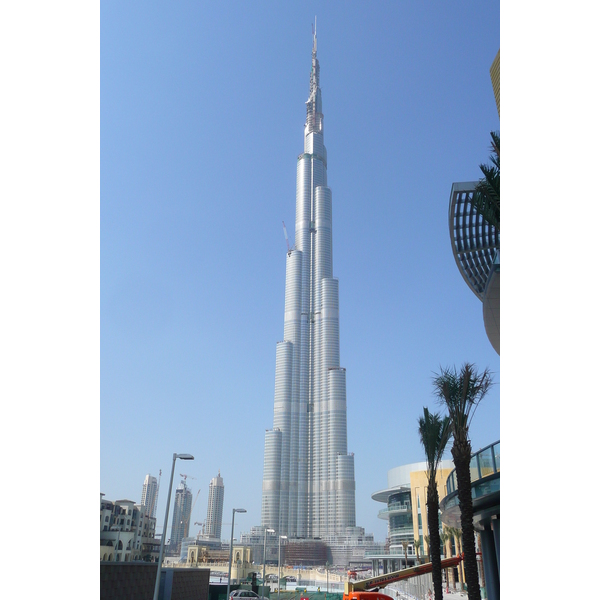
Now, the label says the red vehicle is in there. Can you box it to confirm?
[343,556,463,600]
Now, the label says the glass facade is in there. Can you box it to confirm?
[445,441,500,498]
[387,491,413,550]
[261,27,356,539]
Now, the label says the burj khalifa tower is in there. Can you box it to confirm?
[261,26,356,540]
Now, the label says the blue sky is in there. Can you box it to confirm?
[100,1,499,543]
[5,3,600,596]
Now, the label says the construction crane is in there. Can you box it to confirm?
[194,519,207,537]
[180,474,196,486]
[182,488,201,537]
[151,469,162,519]
[282,221,291,253]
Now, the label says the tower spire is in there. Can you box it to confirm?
[307,17,322,132]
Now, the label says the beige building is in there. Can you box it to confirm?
[370,461,459,581]
[100,494,159,562]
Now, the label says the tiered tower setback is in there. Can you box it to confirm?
[261,26,356,540]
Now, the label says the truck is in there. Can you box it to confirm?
[343,555,463,600]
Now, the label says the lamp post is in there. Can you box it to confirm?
[227,508,247,600]
[278,535,287,600]
[152,453,194,600]
[263,528,275,593]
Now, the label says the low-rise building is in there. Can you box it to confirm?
[369,461,454,572]
[100,493,159,562]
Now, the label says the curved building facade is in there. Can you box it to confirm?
[448,181,500,353]
[261,28,355,540]
[371,461,454,563]
[440,441,500,600]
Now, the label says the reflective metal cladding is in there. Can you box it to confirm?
[261,28,356,540]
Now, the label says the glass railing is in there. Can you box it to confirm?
[445,440,500,496]
[378,503,410,518]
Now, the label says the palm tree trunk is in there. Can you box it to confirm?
[452,439,481,600]
[427,485,443,600]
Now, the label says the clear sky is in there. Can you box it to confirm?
[6,3,600,597]
[100,1,499,543]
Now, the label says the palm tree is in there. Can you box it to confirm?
[452,527,464,590]
[472,131,500,231]
[418,407,451,600]
[401,540,410,570]
[439,529,450,591]
[433,363,493,600]
[414,538,421,565]
[423,534,431,563]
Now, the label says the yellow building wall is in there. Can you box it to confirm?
[410,467,465,587]
[490,49,500,117]
[409,467,453,550]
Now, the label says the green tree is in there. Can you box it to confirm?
[418,407,451,600]
[472,131,500,231]
[433,363,493,600]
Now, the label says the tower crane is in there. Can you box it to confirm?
[194,519,207,537]
[180,474,196,486]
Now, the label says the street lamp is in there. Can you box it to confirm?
[152,453,194,600]
[263,528,275,593]
[227,508,247,600]
[278,535,287,600]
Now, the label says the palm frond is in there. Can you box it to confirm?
[418,407,451,485]
[472,131,500,231]
[432,363,493,441]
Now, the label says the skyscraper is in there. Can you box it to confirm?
[170,480,193,552]
[206,471,224,540]
[261,26,356,540]
[141,474,158,519]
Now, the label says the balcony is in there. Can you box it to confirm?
[377,503,410,519]
[444,441,499,496]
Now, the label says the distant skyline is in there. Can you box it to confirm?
[100,2,500,542]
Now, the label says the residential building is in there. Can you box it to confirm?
[170,480,193,555]
[206,471,224,540]
[100,494,159,562]
[261,23,356,542]
[141,473,159,519]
